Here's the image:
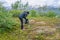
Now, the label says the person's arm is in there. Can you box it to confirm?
[24,17,29,24]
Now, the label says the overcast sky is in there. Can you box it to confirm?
[0,0,60,7]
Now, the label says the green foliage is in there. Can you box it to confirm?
[23,2,29,10]
[9,10,23,17]
[0,1,6,12]
[0,1,60,40]
[0,3,22,33]
[55,15,60,18]
[45,11,56,17]
[30,10,37,17]
[38,12,46,17]
[11,1,20,9]
[34,33,45,40]
[38,11,57,17]
[0,11,17,33]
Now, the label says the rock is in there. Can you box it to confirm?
[29,19,35,24]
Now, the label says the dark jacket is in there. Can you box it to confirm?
[19,12,28,19]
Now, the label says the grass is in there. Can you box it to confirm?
[0,16,60,40]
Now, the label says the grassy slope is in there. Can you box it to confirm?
[0,17,60,40]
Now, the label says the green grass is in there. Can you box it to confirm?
[0,16,60,40]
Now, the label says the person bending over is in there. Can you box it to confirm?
[18,11,29,29]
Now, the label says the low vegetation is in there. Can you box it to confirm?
[0,1,60,40]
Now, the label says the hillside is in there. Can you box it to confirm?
[0,17,60,40]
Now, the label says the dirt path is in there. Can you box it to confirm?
[24,19,60,40]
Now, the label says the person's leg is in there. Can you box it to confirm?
[20,18,23,29]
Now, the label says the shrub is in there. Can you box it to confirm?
[46,11,56,17]
[9,10,23,17]
[30,10,37,17]
[0,11,17,33]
